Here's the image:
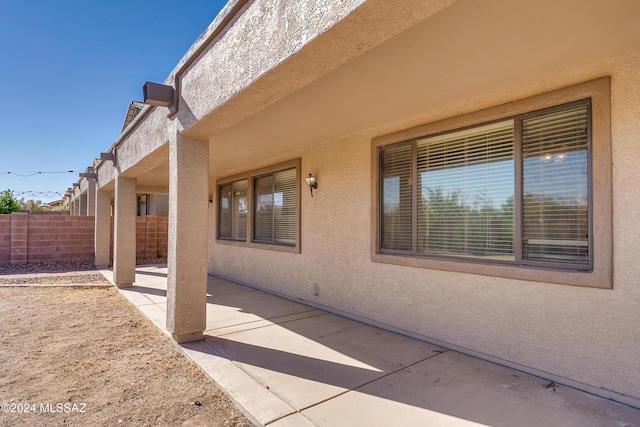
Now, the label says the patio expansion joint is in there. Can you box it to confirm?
[178,337,298,426]
[201,336,303,421]
[206,310,329,337]
[264,410,317,426]
[292,348,452,415]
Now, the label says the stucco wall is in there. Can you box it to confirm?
[209,50,640,401]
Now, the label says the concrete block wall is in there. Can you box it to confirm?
[144,216,158,258]
[110,215,167,263]
[10,213,29,264]
[27,214,95,263]
[136,217,146,258]
[0,212,168,265]
[0,215,12,264]
[157,217,168,258]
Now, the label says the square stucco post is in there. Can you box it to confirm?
[95,189,111,268]
[167,133,209,343]
[87,178,96,216]
[113,176,137,287]
[79,194,87,216]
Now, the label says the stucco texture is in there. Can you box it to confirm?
[209,50,640,401]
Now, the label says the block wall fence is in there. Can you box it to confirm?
[0,212,168,265]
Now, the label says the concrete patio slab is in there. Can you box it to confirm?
[181,339,296,426]
[207,277,256,296]
[205,289,320,332]
[207,310,327,337]
[205,312,445,410]
[107,266,640,426]
[301,350,640,427]
[117,286,160,307]
[268,413,317,427]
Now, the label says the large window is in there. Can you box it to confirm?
[374,79,612,288]
[217,159,300,252]
[381,101,589,269]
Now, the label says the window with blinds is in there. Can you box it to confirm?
[379,99,591,270]
[217,160,299,250]
[254,168,297,246]
[218,179,248,241]
[522,104,589,265]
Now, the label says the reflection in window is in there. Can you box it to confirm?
[254,169,296,246]
[218,180,247,241]
[380,100,591,270]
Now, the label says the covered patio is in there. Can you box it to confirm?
[99,265,640,426]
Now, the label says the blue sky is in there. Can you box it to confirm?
[0,0,227,202]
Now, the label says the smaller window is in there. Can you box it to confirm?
[216,159,301,253]
[137,194,148,216]
[218,180,247,241]
[254,168,297,246]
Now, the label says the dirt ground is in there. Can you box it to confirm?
[0,265,252,427]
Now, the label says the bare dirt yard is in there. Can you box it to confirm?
[0,263,252,427]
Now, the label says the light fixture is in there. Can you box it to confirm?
[305,173,318,197]
[554,153,566,163]
[143,81,175,108]
[541,152,566,164]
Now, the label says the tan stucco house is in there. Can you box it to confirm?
[68,0,640,408]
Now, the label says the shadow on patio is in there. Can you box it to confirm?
[103,265,640,427]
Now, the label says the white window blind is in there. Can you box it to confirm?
[218,179,247,241]
[379,100,591,271]
[417,120,515,259]
[254,168,297,246]
[522,104,589,265]
[381,143,413,251]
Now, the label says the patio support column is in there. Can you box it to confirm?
[113,175,137,287]
[94,189,111,268]
[167,132,208,344]
[87,177,96,216]
[79,194,87,216]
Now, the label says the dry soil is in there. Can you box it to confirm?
[0,264,252,427]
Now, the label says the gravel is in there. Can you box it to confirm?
[0,258,167,285]
[0,261,98,275]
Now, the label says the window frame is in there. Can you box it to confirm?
[216,159,301,254]
[371,78,612,288]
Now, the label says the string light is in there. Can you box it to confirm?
[0,170,76,177]
[12,191,65,198]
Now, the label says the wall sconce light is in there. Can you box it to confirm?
[305,173,318,197]
[208,195,213,204]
